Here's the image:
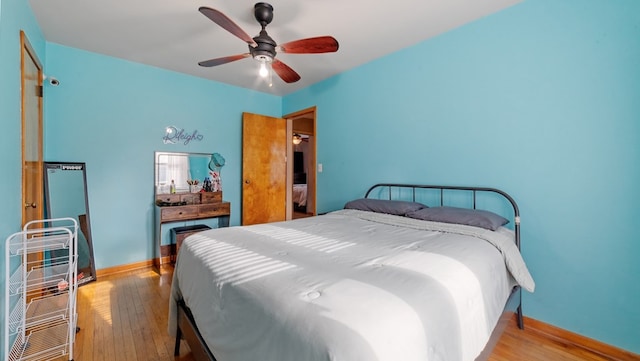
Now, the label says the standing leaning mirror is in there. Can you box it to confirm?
[44,162,97,286]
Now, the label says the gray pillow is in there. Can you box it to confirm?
[344,198,427,216]
[405,206,508,231]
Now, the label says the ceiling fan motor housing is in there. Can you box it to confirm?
[251,30,277,61]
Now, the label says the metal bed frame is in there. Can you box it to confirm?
[174,183,525,361]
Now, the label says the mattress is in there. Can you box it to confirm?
[169,209,534,361]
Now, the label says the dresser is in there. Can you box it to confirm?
[154,191,230,269]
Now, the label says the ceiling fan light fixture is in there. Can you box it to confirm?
[254,54,272,62]
[292,133,303,145]
[259,60,269,78]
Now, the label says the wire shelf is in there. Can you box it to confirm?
[8,293,70,333]
[9,263,70,296]
[8,322,70,361]
[8,232,71,256]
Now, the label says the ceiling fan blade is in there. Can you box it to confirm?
[272,59,301,83]
[198,53,251,67]
[199,7,257,47]
[279,36,339,54]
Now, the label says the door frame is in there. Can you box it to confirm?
[21,30,44,226]
[284,106,317,219]
[20,30,45,297]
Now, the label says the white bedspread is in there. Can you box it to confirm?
[292,184,307,206]
[169,209,534,361]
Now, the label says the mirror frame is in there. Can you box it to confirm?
[154,151,215,194]
[44,161,97,286]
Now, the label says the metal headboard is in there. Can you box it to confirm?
[364,183,521,250]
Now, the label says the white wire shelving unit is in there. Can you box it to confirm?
[4,218,78,361]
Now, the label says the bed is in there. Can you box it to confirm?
[293,172,307,212]
[292,184,308,207]
[169,183,535,361]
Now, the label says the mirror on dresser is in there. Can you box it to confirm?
[154,152,231,271]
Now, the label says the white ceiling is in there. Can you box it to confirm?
[29,0,520,96]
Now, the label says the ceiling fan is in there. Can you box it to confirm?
[198,2,339,84]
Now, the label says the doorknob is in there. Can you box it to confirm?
[25,202,37,209]
[245,179,251,184]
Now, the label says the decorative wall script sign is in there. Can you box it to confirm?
[163,126,204,145]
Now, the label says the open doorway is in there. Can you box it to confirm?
[285,107,316,220]
[292,133,311,219]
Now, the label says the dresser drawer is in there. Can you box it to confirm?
[161,205,199,221]
[198,202,230,217]
[156,194,181,203]
[180,193,200,205]
[201,191,222,204]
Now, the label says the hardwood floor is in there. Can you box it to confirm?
[490,322,624,361]
[293,211,314,219]
[68,268,193,361]
[66,267,637,361]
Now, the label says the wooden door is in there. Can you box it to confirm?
[242,112,287,225]
[21,31,44,262]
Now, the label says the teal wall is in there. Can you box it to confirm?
[1,0,639,357]
[44,43,281,270]
[0,0,45,358]
[284,0,640,354]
